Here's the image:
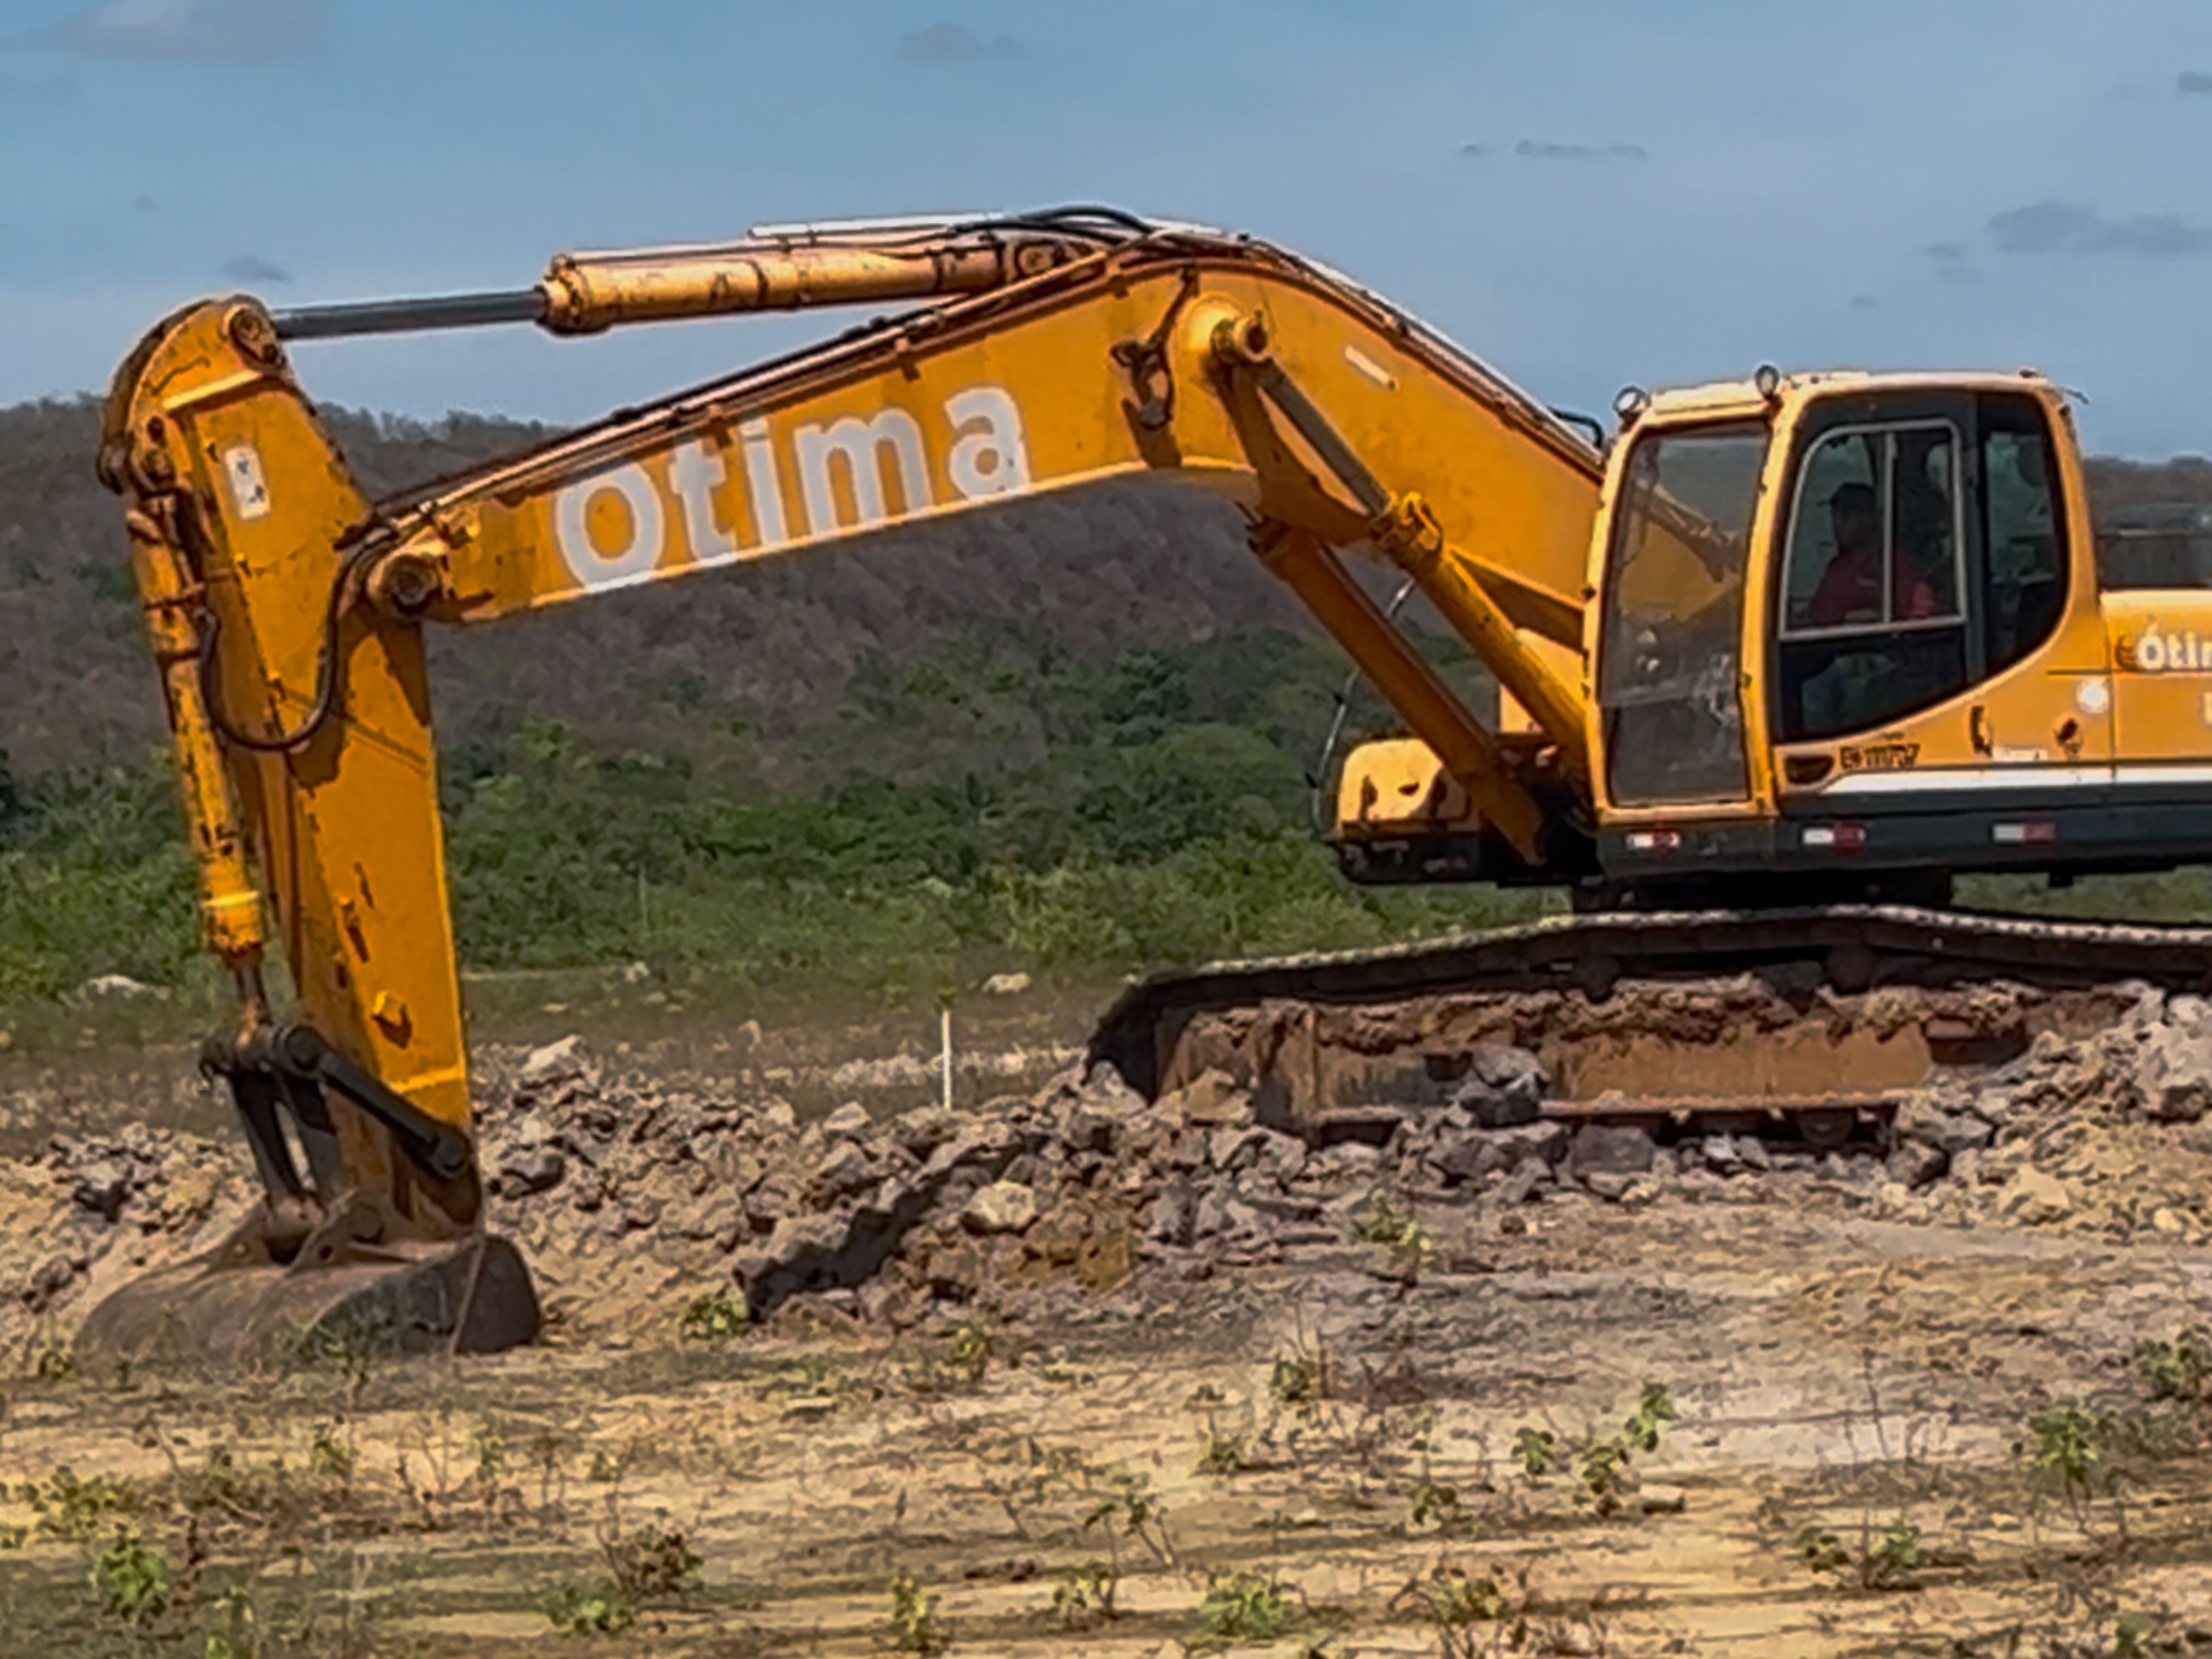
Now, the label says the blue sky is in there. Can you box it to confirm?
[5,0,2212,455]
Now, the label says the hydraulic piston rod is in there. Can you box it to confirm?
[272,229,1094,341]
[273,289,546,340]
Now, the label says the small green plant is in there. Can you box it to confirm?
[308,1421,355,1487]
[2113,1612,2159,1657]
[1395,1565,1509,1659]
[1512,1380,1677,1518]
[471,1420,508,1485]
[948,1320,995,1384]
[1575,1436,1633,1516]
[1348,1197,1434,1267]
[605,1517,701,1601]
[2132,1324,2212,1403]
[1020,1440,1092,1504]
[1511,1426,1558,1482]
[1403,1471,1471,1533]
[32,1340,76,1383]
[1195,1570,1291,1646]
[888,1567,950,1655]
[2026,1401,2114,1509]
[91,1533,171,1628]
[1865,1518,1923,1589]
[1081,1464,1178,1568]
[544,1580,635,1635]
[545,1506,699,1637]
[1622,1381,1677,1452]
[678,1285,748,1343]
[1196,1429,1248,1477]
[1048,1561,1118,1629]
[1268,1340,1331,1425]
[19,1465,141,1543]
[1794,1516,1923,1591]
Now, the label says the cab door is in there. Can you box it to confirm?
[1769,393,1979,753]
[1769,389,2101,819]
[1594,419,1770,815]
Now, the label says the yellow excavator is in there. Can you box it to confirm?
[81,207,2212,1356]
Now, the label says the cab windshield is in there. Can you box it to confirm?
[1597,420,1770,808]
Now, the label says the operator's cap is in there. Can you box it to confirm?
[1826,481,1877,515]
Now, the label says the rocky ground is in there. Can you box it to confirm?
[0,979,2209,1652]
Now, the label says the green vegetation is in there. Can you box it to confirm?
[887,1567,950,1655]
[1047,1561,1119,1630]
[1195,1427,1250,1477]
[946,1319,995,1384]
[0,630,1536,1023]
[545,1507,701,1636]
[1395,1564,1510,1658]
[2131,1324,2212,1404]
[543,1579,635,1635]
[2025,1401,2117,1513]
[1511,1380,1677,1519]
[676,1286,749,1344]
[1793,1516,1924,1591]
[0,758,202,1002]
[1346,1195,1436,1269]
[1267,1336,1333,1427]
[89,1533,171,1628]
[1193,1570,1293,1647]
[1511,1425,1559,1482]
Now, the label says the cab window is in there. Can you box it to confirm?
[1980,397,2067,672]
[1782,425,1962,633]
[1776,421,1970,741]
[1597,421,1769,806]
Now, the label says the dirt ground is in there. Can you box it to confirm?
[2,1181,2209,1658]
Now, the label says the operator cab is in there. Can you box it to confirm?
[1588,369,2170,893]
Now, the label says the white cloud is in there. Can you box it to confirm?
[221,253,291,283]
[8,0,331,64]
[1989,200,2212,258]
[895,22,1025,64]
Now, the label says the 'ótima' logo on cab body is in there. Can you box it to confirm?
[2117,624,2212,675]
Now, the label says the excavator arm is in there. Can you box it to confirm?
[88,210,1606,1357]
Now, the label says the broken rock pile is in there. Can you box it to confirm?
[476,1036,1372,1332]
[11,983,2209,1352]
[0,1124,250,1353]
[1873,984,2212,1242]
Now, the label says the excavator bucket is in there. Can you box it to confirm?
[76,1233,539,1366]
[74,1027,541,1368]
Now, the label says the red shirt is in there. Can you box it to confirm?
[1805,541,1938,629]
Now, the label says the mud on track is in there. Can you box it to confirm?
[2,1192,2210,1657]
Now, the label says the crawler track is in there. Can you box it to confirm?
[1088,904,2212,1132]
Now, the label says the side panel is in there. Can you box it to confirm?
[2104,591,2212,781]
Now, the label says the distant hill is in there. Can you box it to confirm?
[2,394,2207,775]
[0,398,1295,776]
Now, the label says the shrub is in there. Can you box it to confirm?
[678,1286,748,1343]
[888,1568,950,1655]
[1195,1571,1291,1645]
